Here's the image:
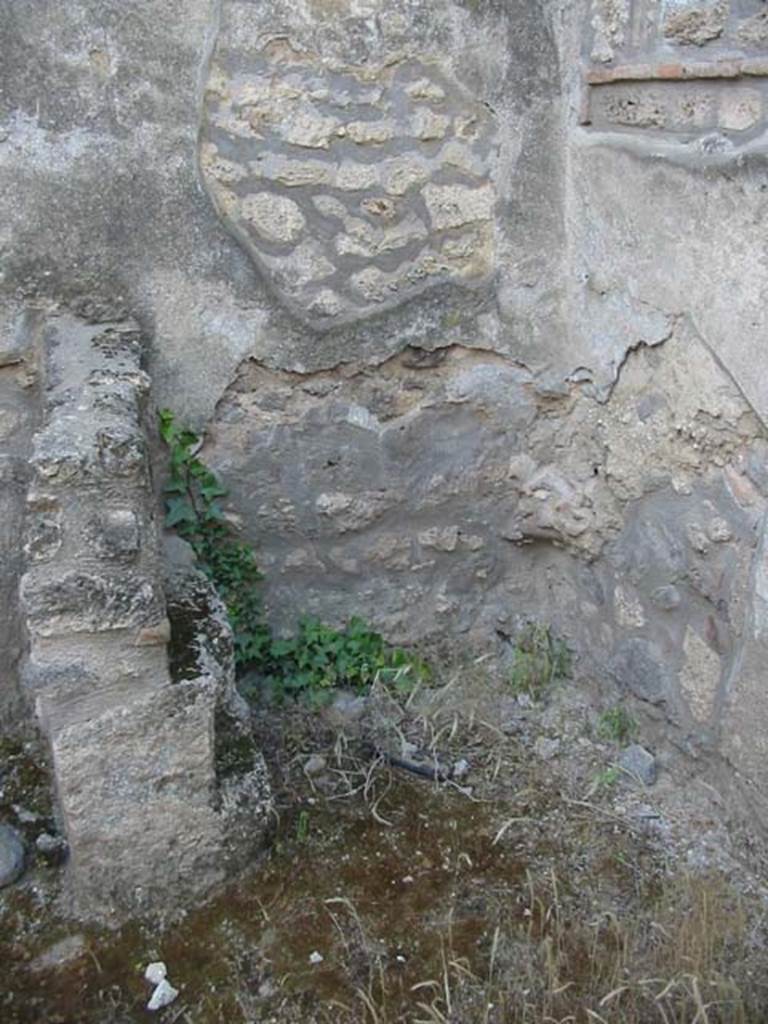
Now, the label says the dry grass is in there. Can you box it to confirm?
[319,872,760,1024]
[3,670,768,1024]
[238,672,768,1024]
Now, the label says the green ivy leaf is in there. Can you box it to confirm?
[200,482,228,501]
[165,497,197,528]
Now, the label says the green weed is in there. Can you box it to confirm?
[597,704,637,746]
[296,810,310,843]
[160,411,430,700]
[593,765,620,791]
[508,623,571,698]
[258,615,431,701]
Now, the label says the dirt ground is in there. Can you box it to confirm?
[3,662,768,1024]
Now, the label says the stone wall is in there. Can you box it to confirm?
[16,312,271,923]
[1,0,768,859]
[0,308,42,728]
[568,0,768,808]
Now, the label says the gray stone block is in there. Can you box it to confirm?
[619,744,658,787]
[52,681,225,922]
[0,824,25,887]
[21,570,166,637]
[610,639,673,706]
[90,508,141,562]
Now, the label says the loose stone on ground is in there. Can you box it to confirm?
[619,743,658,786]
[0,823,25,887]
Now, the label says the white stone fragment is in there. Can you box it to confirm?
[379,157,430,196]
[255,155,334,187]
[147,978,179,1011]
[418,525,460,552]
[336,161,379,191]
[308,289,345,318]
[335,218,379,258]
[279,107,339,149]
[405,78,446,102]
[199,143,248,184]
[144,961,167,985]
[266,241,334,288]
[351,266,396,302]
[718,89,762,132]
[309,950,324,964]
[379,216,428,253]
[313,195,348,219]
[440,140,484,176]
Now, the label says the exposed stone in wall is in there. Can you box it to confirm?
[190,0,570,391]
[588,78,764,133]
[18,313,271,923]
[582,1,768,141]
[590,0,631,64]
[0,0,568,431]
[663,1,729,47]
[737,10,768,47]
[0,307,43,730]
[569,0,768,816]
[200,39,497,328]
[205,320,768,781]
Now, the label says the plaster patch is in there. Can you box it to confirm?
[679,626,721,723]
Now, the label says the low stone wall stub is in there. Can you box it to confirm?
[18,312,272,924]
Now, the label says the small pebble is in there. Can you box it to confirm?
[325,691,367,728]
[145,961,167,985]
[619,744,657,786]
[30,935,87,972]
[13,805,40,824]
[309,951,324,965]
[304,754,327,777]
[258,979,277,999]
[533,736,561,761]
[35,832,68,866]
[452,758,470,780]
[147,978,178,1011]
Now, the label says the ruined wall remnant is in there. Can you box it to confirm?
[17,313,271,923]
[206,320,768,757]
[582,10,768,142]
[0,309,42,729]
[2,0,768,912]
[199,0,768,824]
[569,0,768,809]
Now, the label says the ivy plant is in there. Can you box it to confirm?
[159,410,430,699]
[261,615,430,700]
[159,409,271,667]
